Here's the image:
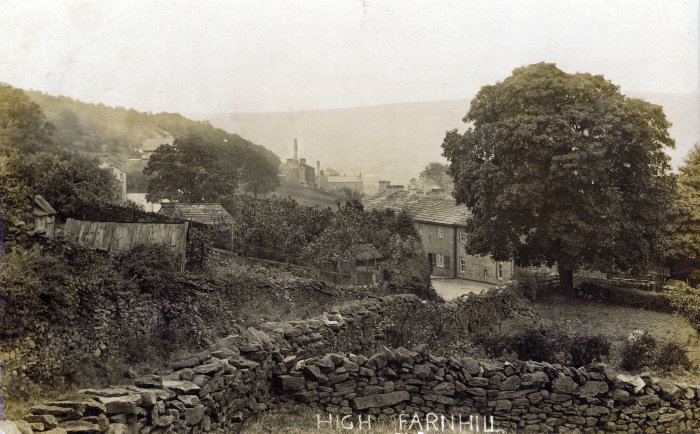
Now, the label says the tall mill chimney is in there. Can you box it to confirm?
[293,138,298,163]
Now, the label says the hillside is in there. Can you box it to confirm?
[22,88,281,190]
[193,92,700,184]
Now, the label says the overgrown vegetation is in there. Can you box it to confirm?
[224,195,435,299]
[620,332,693,372]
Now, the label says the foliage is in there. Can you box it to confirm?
[0,84,54,152]
[0,86,116,222]
[144,135,239,202]
[472,324,611,366]
[569,335,611,366]
[239,148,280,198]
[114,244,177,296]
[419,162,454,194]
[186,225,216,271]
[25,87,280,166]
[655,342,693,371]
[620,332,658,370]
[508,326,572,364]
[2,150,116,218]
[442,63,676,292]
[669,143,700,283]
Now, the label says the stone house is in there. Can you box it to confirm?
[364,189,513,285]
[98,157,127,204]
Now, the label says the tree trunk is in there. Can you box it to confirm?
[558,265,575,295]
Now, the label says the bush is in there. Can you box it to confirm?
[471,327,512,358]
[509,327,572,364]
[655,342,693,371]
[620,332,658,370]
[569,335,611,366]
[114,244,178,296]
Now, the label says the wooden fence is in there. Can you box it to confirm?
[64,218,189,271]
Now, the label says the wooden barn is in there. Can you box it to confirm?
[320,243,384,285]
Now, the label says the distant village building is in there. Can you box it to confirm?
[364,188,513,285]
[98,157,127,204]
[158,203,234,226]
[319,173,364,193]
[279,138,317,187]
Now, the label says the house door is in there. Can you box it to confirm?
[427,253,434,274]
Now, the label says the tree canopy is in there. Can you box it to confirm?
[143,135,239,202]
[0,85,115,220]
[442,63,676,291]
[669,143,700,282]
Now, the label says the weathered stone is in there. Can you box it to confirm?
[304,365,329,383]
[654,380,681,401]
[459,357,481,376]
[351,391,410,409]
[579,380,609,397]
[552,374,579,394]
[60,420,101,433]
[134,375,163,389]
[96,394,142,414]
[185,405,206,426]
[278,375,306,391]
[617,374,646,394]
[26,414,59,429]
[162,380,201,394]
[30,404,81,420]
[178,395,200,406]
[499,375,521,391]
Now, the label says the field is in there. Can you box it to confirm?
[501,295,700,380]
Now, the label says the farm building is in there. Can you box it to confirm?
[320,243,384,285]
[363,189,513,285]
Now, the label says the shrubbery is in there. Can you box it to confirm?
[472,325,611,367]
[620,332,692,372]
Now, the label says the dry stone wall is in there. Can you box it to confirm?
[19,291,700,433]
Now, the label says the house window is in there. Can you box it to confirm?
[483,268,489,278]
[436,253,445,268]
[459,230,468,243]
[460,257,466,272]
[498,263,504,279]
[436,226,444,239]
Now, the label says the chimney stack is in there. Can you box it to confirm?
[316,160,320,171]
[293,138,298,163]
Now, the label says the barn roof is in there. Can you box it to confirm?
[349,243,383,260]
[33,195,57,216]
[158,203,234,225]
[363,190,471,226]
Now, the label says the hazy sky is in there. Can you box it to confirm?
[1,0,698,114]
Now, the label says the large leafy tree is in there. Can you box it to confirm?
[0,84,54,152]
[144,135,239,202]
[669,143,700,282]
[442,63,676,292]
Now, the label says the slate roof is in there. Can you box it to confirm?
[158,203,234,225]
[33,195,57,216]
[363,190,471,226]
